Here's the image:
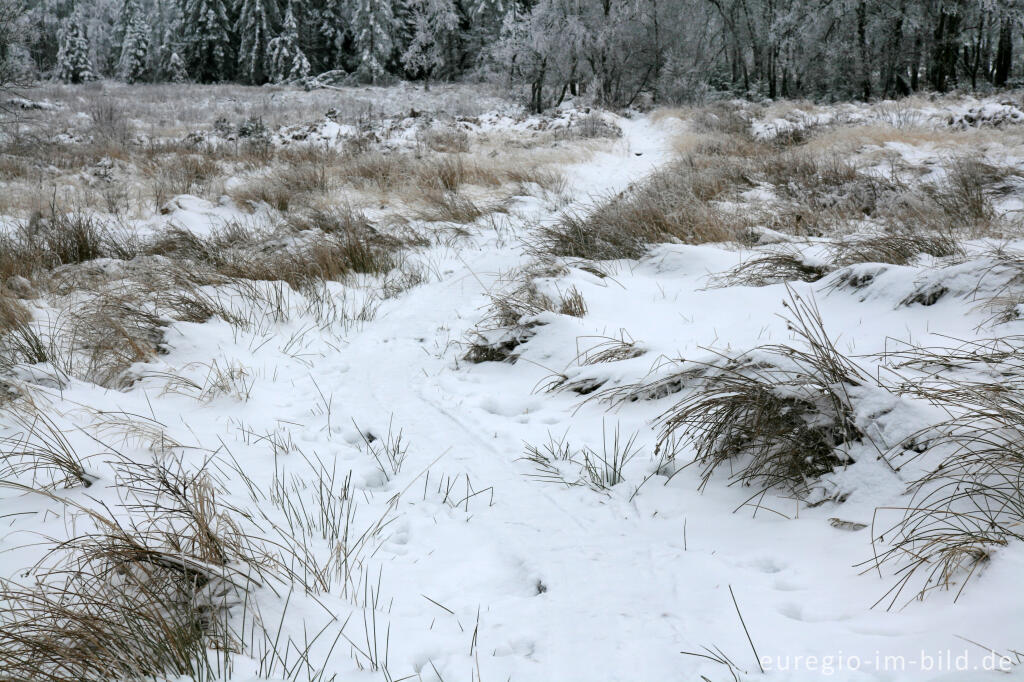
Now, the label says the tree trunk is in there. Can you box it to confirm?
[910,31,921,91]
[995,14,1013,87]
[930,3,962,93]
[882,3,905,97]
[857,0,871,100]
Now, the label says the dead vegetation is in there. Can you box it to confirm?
[71,292,169,388]
[536,123,901,260]
[463,264,591,363]
[536,98,1020,265]
[538,163,743,260]
[635,290,871,499]
[868,341,1024,607]
[521,423,642,493]
[0,295,30,333]
[0,453,339,681]
[710,247,830,288]
[710,228,964,290]
[2,89,1024,675]
[0,83,571,228]
[832,230,965,266]
[462,279,554,364]
[0,202,412,398]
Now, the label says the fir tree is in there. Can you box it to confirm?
[267,1,310,82]
[165,49,188,81]
[316,0,348,70]
[391,0,417,72]
[351,0,394,83]
[467,0,506,50]
[112,0,143,56]
[179,0,233,81]
[0,0,31,89]
[402,0,459,82]
[117,14,150,82]
[55,10,96,83]
[235,0,280,84]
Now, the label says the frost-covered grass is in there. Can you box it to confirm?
[0,80,597,218]
[3,85,1024,680]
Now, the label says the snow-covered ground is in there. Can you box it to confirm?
[3,90,1024,681]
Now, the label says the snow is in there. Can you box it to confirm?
[3,103,1024,681]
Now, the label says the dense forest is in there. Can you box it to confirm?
[2,0,1024,109]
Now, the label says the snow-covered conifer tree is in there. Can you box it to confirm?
[267,1,310,82]
[469,0,505,27]
[55,11,97,83]
[351,0,394,83]
[401,0,459,83]
[179,0,233,81]
[236,0,280,84]
[112,0,142,53]
[165,49,188,81]
[316,0,348,69]
[117,14,150,82]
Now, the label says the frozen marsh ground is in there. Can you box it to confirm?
[1,84,1024,680]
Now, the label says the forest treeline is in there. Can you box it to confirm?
[1,0,1023,109]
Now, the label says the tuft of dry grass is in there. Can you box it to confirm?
[463,263,591,363]
[654,289,867,498]
[521,423,641,492]
[577,333,644,365]
[145,217,401,290]
[228,149,340,213]
[832,230,965,266]
[463,285,550,364]
[710,247,831,288]
[538,166,742,261]
[869,364,1024,608]
[557,285,587,317]
[0,294,31,333]
[0,206,140,284]
[927,157,1002,233]
[144,153,220,208]
[72,292,168,388]
[419,126,470,153]
[0,458,255,680]
[415,190,492,224]
[0,411,95,489]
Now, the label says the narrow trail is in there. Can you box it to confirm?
[226,115,698,680]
